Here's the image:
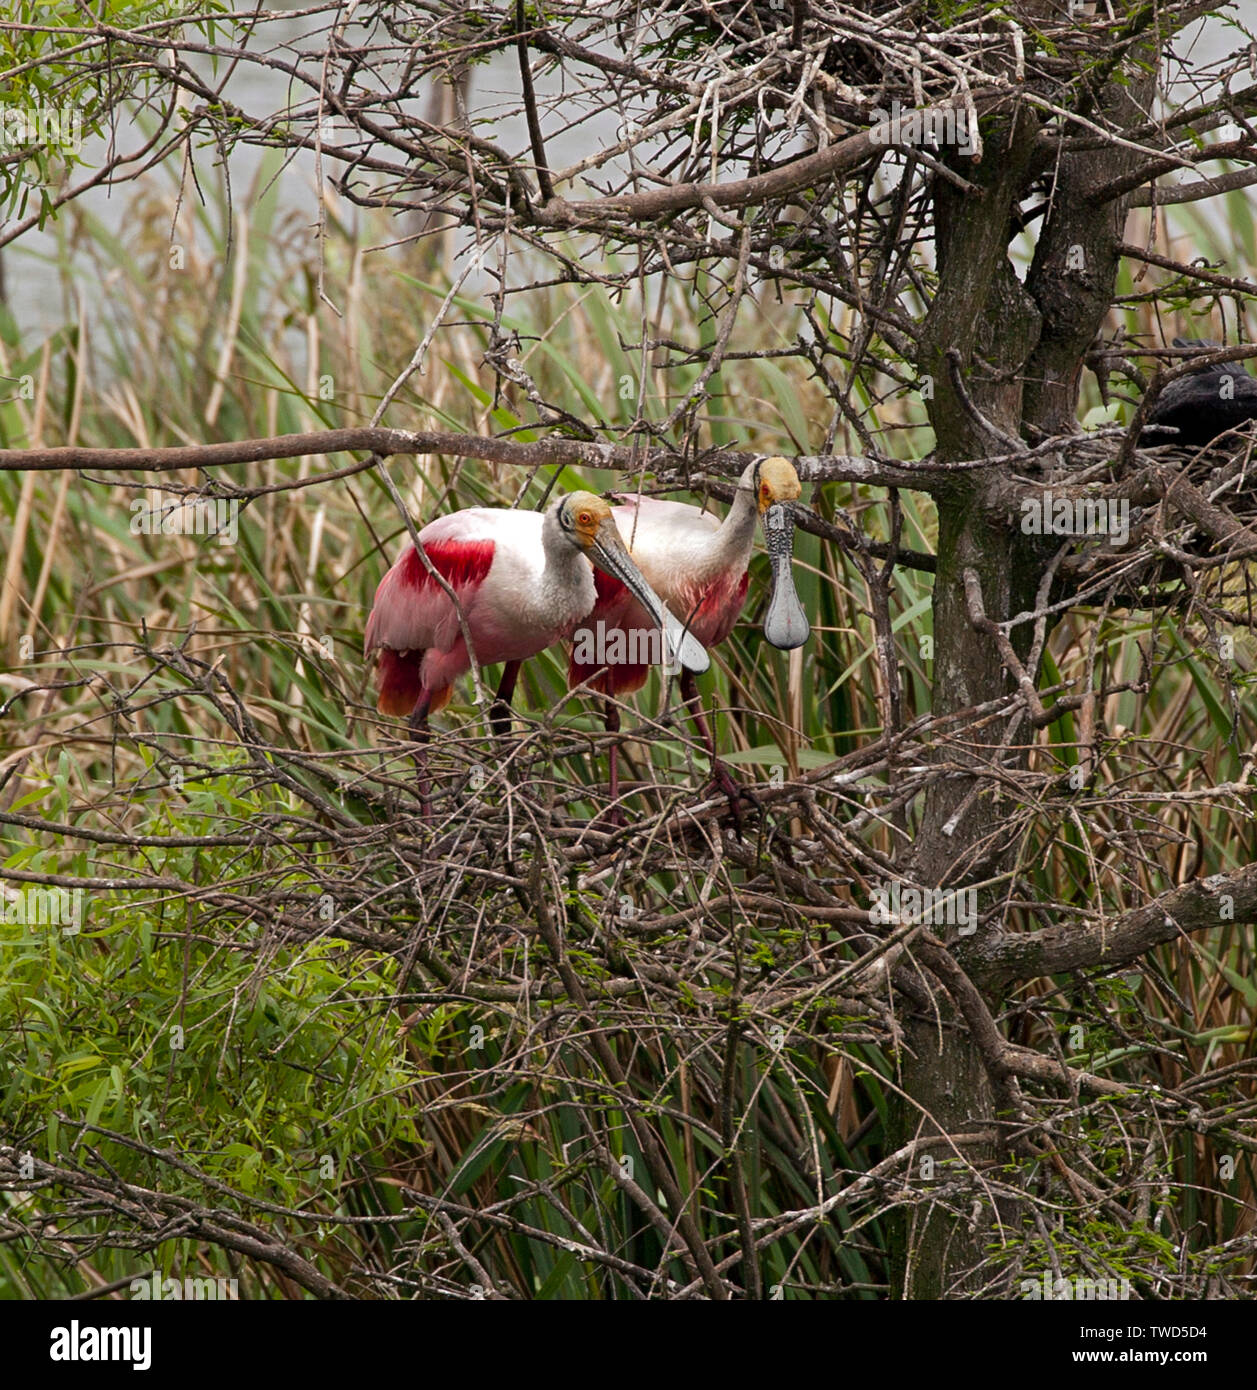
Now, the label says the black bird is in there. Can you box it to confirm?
[1143,338,1257,447]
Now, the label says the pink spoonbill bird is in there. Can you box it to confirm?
[567,457,810,806]
[364,490,710,809]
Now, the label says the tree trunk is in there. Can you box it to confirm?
[888,106,1043,1297]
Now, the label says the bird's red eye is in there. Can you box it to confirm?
[578,510,594,526]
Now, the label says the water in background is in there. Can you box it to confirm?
[2,7,1246,341]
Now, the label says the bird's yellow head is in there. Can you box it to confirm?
[748,457,811,651]
[749,456,802,514]
[556,491,614,549]
[550,489,713,676]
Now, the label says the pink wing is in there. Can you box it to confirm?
[364,536,495,714]
[364,537,495,656]
[567,570,651,697]
[373,648,427,716]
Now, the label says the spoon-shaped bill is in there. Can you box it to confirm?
[762,503,811,650]
[589,520,711,674]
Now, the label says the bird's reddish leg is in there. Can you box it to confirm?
[490,660,521,742]
[679,669,751,823]
[601,700,625,827]
[407,690,434,819]
[679,669,717,755]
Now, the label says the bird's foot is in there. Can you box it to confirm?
[700,760,759,832]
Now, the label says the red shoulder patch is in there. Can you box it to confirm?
[397,539,495,593]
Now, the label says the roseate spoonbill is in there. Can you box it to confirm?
[1143,337,1257,446]
[568,457,810,807]
[364,491,709,809]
